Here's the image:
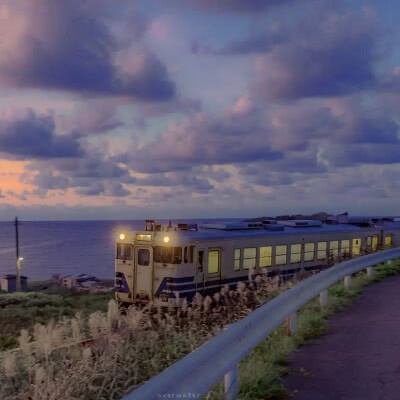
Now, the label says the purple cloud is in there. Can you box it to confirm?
[0,110,83,159]
[253,8,378,100]
[0,1,175,100]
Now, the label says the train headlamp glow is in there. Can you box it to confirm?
[119,233,126,241]
[163,236,170,243]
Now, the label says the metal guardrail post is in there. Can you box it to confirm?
[287,312,297,336]
[344,275,352,289]
[367,267,374,278]
[320,289,328,306]
[224,365,239,400]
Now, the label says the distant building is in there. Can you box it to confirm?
[1,274,28,293]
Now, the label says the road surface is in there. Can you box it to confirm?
[286,274,400,400]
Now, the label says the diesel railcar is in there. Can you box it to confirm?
[114,216,400,307]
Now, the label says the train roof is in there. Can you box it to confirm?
[142,220,400,242]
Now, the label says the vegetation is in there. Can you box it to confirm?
[0,260,398,400]
[0,289,113,351]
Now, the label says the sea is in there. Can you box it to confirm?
[0,219,238,281]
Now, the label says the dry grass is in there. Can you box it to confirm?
[0,276,295,400]
[1,260,399,400]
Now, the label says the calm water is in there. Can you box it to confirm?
[0,219,237,281]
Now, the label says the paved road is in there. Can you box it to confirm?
[285,274,400,400]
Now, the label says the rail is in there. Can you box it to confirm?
[123,248,400,400]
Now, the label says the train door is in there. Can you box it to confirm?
[134,246,153,300]
[205,248,222,289]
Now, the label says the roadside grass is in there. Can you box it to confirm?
[0,290,113,351]
[205,260,400,400]
[0,261,399,399]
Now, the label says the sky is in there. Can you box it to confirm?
[0,0,400,220]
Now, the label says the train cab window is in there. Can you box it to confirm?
[259,246,272,267]
[304,243,315,262]
[372,236,378,251]
[290,244,301,264]
[208,250,220,274]
[317,242,327,260]
[352,238,361,256]
[243,248,256,269]
[184,247,188,263]
[329,241,339,257]
[341,240,350,256]
[275,245,287,265]
[234,249,241,270]
[116,243,133,260]
[154,247,182,264]
[137,249,150,266]
[385,235,392,248]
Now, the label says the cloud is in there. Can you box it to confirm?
[174,0,296,13]
[0,1,175,100]
[0,109,83,159]
[252,7,378,100]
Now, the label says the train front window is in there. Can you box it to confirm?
[154,247,182,264]
[116,243,133,260]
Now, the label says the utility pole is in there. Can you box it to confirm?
[15,217,21,291]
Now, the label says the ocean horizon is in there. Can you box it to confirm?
[0,218,239,281]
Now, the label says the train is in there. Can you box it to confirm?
[114,215,400,307]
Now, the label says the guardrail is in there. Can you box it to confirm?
[123,248,400,400]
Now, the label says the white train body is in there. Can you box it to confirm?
[114,217,400,307]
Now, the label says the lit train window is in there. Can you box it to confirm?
[243,248,256,269]
[317,242,327,260]
[208,250,220,274]
[372,236,378,251]
[329,241,339,257]
[234,249,241,270]
[304,243,315,261]
[259,246,272,267]
[116,244,133,260]
[352,238,361,256]
[290,244,301,264]
[341,240,350,256]
[385,235,392,248]
[275,245,287,265]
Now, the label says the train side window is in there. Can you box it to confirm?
[275,245,287,265]
[190,246,195,263]
[385,235,392,248]
[208,250,220,274]
[198,250,204,272]
[372,236,378,251]
[259,246,272,267]
[184,247,188,263]
[329,241,339,257]
[366,236,372,247]
[317,242,327,260]
[234,249,241,270]
[352,238,361,255]
[243,248,256,269]
[290,244,301,264]
[341,240,350,256]
[304,243,315,261]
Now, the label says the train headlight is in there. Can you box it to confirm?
[119,233,126,241]
[163,236,170,243]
